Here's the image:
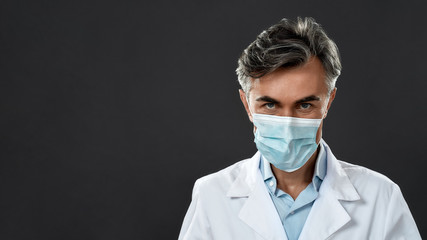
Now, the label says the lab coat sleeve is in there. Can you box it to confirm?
[178,179,212,240]
[383,184,421,240]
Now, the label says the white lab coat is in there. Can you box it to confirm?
[178,140,421,240]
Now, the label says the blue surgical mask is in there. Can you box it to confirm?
[252,113,322,172]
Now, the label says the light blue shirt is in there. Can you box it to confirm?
[259,142,327,240]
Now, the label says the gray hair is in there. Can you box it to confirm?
[236,17,342,95]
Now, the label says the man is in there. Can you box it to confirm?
[178,17,421,240]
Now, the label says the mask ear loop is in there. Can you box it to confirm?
[247,100,253,115]
[248,104,258,134]
[247,101,257,120]
[322,111,328,120]
[321,93,333,119]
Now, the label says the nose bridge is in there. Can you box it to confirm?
[280,105,296,117]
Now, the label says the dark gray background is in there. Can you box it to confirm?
[1,0,425,239]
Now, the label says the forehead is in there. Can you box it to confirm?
[250,57,328,101]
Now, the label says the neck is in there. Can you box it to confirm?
[271,146,319,200]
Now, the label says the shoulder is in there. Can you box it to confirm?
[338,160,394,183]
[322,140,399,195]
[193,158,250,195]
[337,160,399,195]
[334,160,421,239]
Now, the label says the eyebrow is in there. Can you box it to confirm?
[295,95,321,104]
[255,95,320,104]
[255,96,280,104]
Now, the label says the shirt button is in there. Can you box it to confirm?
[290,211,295,215]
[269,181,274,187]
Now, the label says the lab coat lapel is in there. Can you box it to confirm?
[299,140,360,240]
[298,187,350,240]
[227,152,287,240]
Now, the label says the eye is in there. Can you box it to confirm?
[265,103,276,109]
[299,103,312,110]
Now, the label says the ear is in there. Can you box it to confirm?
[239,89,253,122]
[323,88,337,119]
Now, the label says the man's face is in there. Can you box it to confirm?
[239,57,336,143]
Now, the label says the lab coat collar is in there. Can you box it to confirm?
[299,139,360,239]
[320,139,360,201]
[226,151,260,198]
[227,151,287,240]
[227,139,360,240]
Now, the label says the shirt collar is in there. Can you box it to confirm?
[259,141,327,191]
